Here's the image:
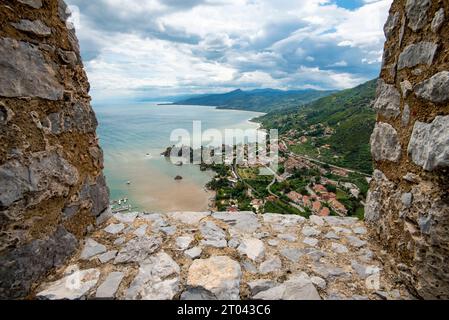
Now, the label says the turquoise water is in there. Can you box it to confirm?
[93,103,264,212]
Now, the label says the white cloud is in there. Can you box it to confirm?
[66,0,392,100]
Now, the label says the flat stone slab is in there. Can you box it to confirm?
[95,272,124,299]
[104,223,125,235]
[176,236,194,250]
[166,212,210,225]
[114,236,162,264]
[199,221,227,248]
[126,252,180,300]
[80,239,106,260]
[280,248,303,263]
[253,274,321,300]
[37,268,100,300]
[237,238,265,261]
[114,212,138,224]
[185,247,202,259]
[212,212,261,233]
[259,256,282,274]
[187,256,242,300]
[98,250,117,264]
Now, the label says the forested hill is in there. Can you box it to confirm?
[256,79,378,174]
[170,88,335,113]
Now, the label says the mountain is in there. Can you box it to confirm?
[256,79,377,174]
[170,88,336,113]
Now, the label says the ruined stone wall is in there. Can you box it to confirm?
[0,0,109,299]
[366,0,449,299]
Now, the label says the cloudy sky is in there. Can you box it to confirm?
[66,0,392,102]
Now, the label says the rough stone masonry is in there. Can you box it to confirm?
[0,0,109,299]
[366,0,449,299]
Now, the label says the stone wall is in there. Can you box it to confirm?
[0,0,109,299]
[366,0,449,299]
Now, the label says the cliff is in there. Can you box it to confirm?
[366,0,449,299]
[0,0,109,299]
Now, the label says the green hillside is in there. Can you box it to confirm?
[171,88,335,113]
[256,79,377,174]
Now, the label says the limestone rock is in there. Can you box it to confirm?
[199,221,227,248]
[248,280,277,296]
[351,261,380,279]
[253,274,321,300]
[263,213,305,227]
[181,287,217,300]
[0,226,77,299]
[237,238,265,261]
[37,268,100,300]
[400,80,413,97]
[11,19,51,37]
[311,276,326,289]
[114,236,161,264]
[398,42,438,70]
[374,79,401,119]
[114,212,138,224]
[324,231,340,240]
[97,250,116,263]
[95,272,124,299]
[401,193,413,208]
[384,11,400,38]
[126,252,180,300]
[0,38,63,100]
[353,227,367,235]
[312,264,348,280]
[309,215,325,226]
[280,248,303,263]
[185,247,202,259]
[259,256,282,274]
[414,71,449,104]
[277,233,297,242]
[175,236,194,250]
[80,239,106,260]
[331,243,349,254]
[212,211,261,233]
[303,237,319,247]
[402,104,411,127]
[407,116,449,170]
[346,236,367,248]
[431,8,445,33]
[166,211,209,225]
[133,225,147,237]
[186,256,241,300]
[370,122,401,162]
[302,226,321,237]
[0,151,79,208]
[104,223,125,235]
[405,0,431,31]
[17,0,43,9]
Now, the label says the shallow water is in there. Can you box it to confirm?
[94,103,263,212]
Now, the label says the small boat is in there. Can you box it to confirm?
[126,181,131,185]
[174,175,183,181]
[175,161,183,166]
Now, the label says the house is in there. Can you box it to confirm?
[312,201,322,213]
[251,199,264,213]
[287,191,303,204]
[329,199,348,215]
[331,168,349,177]
[302,196,311,208]
[313,184,327,194]
[319,207,330,217]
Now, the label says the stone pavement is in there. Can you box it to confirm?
[35,211,413,300]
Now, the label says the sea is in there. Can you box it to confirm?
[93,103,264,212]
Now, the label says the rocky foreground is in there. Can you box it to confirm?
[34,211,413,300]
